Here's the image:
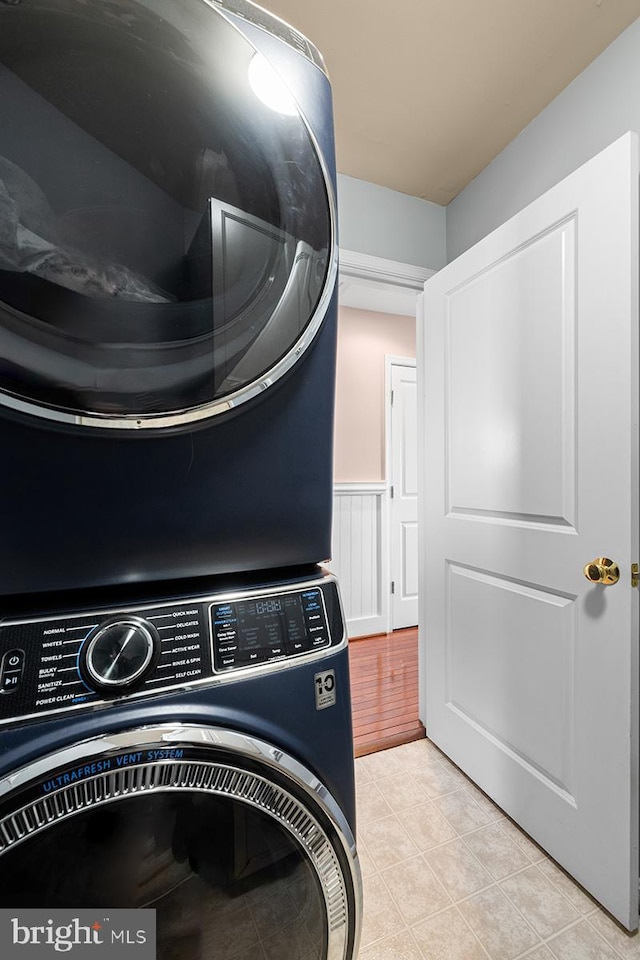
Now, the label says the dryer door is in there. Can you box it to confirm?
[0,725,361,960]
[0,0,334,428]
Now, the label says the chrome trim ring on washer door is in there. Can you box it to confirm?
[0,723,362,960]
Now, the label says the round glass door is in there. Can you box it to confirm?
[0,727,360,960]
[0,0,334,427]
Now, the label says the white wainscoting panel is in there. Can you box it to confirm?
[329,483,388,638]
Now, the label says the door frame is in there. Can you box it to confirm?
[385,355,418,632]
[338,249,434,315]
[332,249,433,639]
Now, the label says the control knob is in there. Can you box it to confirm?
[81,617,159,691]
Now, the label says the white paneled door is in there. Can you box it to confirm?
[420,133,640,928]
[389,361,419,628]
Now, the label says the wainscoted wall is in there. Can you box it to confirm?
[329,483,388,638]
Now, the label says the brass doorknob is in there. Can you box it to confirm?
[583,558,620,585]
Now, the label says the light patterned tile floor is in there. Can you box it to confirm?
[355,739,640,960]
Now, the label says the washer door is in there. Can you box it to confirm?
[0,725,360,960]
[0,0,334,428]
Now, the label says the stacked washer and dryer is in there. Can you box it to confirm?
[0,2,361,957]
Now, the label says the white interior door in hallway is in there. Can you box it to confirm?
[419,132,640,928]
[388,359,418,629]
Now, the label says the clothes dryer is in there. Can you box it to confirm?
[0,567,361,960]
[0,0,338,597]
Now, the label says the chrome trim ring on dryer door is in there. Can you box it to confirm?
[0,0,337,431]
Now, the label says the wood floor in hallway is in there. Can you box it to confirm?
[348,626,425,757]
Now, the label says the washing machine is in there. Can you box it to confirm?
[0,567,361,959]
[0,0,338,597]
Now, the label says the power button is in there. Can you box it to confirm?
[1,649,24,693]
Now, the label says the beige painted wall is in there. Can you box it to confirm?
[334,306,416,482]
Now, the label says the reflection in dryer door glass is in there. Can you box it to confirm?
[0,0,331,419]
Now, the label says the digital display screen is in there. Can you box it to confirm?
[254,598,283,615]
[211,588,329,671]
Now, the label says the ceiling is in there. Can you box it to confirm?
[262,0,640,205]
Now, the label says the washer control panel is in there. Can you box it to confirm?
[0,576,342,724]
[211,588,329,671]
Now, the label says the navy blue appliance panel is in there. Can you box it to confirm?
[0,644,356,833]
[0,296,336,596]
